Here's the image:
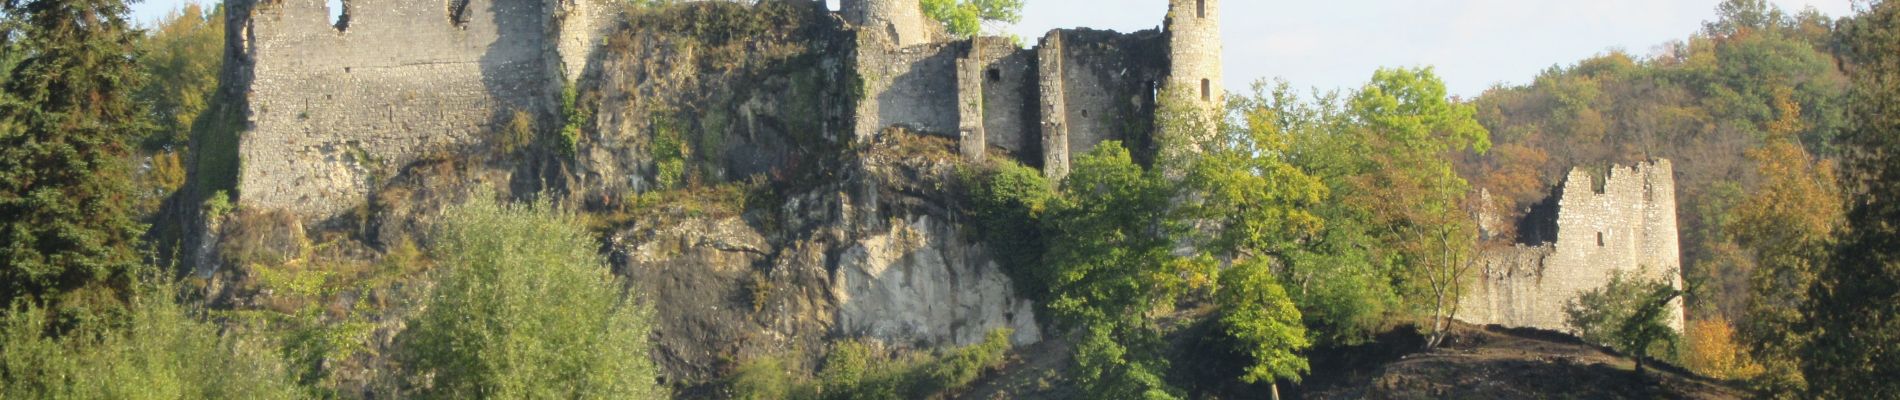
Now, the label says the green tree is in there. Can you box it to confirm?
[0,0,153,324]
[1802,1,1900,397]
[1214,259,1309,398]
[131,3,226,215]
[1302,68,1489,348]
[1562,269,1682,374]
[920,0,1023,38]
[1730,87,1843,396]
[397,197,668,399]
[137,3,223,149]
[959,159,1053,298]
[1043,142,1199,399]
[1216,80,1395,346]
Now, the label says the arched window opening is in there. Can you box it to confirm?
[1200,79,1211,102]
[1197,0,1206,18]
[328,0,351,32]
[1597,232,1605,247]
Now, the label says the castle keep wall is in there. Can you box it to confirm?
[853,35,962,142]
[1052,29,1168,163]
[234,0,579,219]
[971,38,1037,156]
[1460,160,1685,332]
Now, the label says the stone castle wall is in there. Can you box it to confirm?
[848,0,1204,181]
[840,0,935,47]
[1460,160,1685,332]
[853,34,962,143]
[970,38,1037,156]
[231,0,1228,220]
[231,0,612,219]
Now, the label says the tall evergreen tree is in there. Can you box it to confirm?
[1803,1,1900,397]
[0,0,151,321]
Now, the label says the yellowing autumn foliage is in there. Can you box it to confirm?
[1682,317,1764,381]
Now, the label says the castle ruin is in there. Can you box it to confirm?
[226,0,621,219]
[1459,160,1687,332]
[844,0,1222,178]
[226,0,1224,219]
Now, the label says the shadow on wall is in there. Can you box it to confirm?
[478,0,561,197]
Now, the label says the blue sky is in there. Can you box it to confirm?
[129,0,1857,97]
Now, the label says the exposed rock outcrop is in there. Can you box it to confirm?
[612,131,1040,387]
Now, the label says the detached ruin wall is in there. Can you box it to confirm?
[231,0,616,219]
[1460,160,1686,332]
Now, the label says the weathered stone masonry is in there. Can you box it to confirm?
[1459,160,1686,332]
[848,0,1223,180]
[233,0,1226,218]
[230,0,616,219]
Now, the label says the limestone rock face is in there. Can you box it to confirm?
[611,131,1041,386]
[834,215,1042,347]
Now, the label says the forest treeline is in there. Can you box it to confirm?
[0,0,1896,399]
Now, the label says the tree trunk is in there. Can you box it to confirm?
[1271,382,1282,400]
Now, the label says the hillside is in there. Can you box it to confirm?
[961,322,1747,399]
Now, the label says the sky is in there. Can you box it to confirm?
[130,0,1859,98]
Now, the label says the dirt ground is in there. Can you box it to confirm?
[957,321,1747,400]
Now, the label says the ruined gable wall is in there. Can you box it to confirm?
[235,0,558,219]
[1054,29,1168,163]
[971,38,1037,157]
[852,33,961,143]
[1460,160,1685,332]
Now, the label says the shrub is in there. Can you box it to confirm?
[0,276,302,399]
[396,197,667,399]
[740,329,1014,400]
[1563,268,1682,373]
[501,109,536,155]
[1681,317,1763,380]
[957,160,1051,297]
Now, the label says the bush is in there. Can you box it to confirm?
[1681,317,1762,380]
[958,160,1051,297]
[396,197,667,399]
[1563,268,1682,373]
[736,329,1014,400]
[0,276,302,399]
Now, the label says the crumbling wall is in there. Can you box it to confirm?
[970,38,1037,157]
[839,0,935,47]
[1053,29,1168,163]
[1036,32,1071,179]
[233,0,613,219]
[956,51,986,162]
[853,35,961,142]
[1460,160,1685,332]
[556,0,621,81]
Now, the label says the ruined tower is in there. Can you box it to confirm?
[1460,160,1686,332]
[840,0,934,47]
[1165,0,1222,109]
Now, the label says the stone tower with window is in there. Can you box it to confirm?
[1164,0,1223,151]
[840,0,934,47]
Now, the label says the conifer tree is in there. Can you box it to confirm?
[0,0,151,321]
